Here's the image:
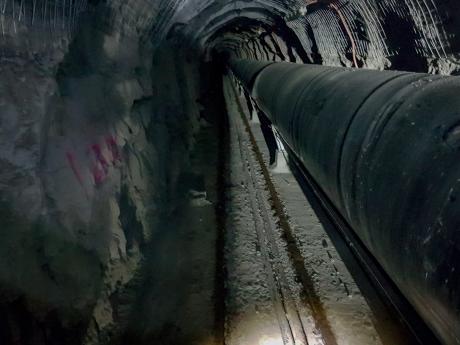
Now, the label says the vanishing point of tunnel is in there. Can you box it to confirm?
[0,0,460,345]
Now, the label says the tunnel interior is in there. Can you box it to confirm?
[0,0,460,345]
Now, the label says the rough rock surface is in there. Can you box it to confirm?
[0,2,206,343]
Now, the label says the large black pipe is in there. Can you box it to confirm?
[229,59,460,345]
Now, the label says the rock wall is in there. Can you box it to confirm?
[0,2,204,344]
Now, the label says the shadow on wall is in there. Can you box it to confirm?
[0,202,102,345]
[381,11,428,72]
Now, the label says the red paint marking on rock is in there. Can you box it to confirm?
[66,151,85,186]
[106,135,122,163]
[91,143,110,173]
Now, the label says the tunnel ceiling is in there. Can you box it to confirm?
[1,0,458,72]
[172,0,460,71]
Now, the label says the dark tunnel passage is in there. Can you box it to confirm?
[0,1,460,345]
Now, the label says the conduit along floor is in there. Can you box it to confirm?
[221,75,424,345]
[107,68,427,345]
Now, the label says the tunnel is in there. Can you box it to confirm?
[0,1,460,345]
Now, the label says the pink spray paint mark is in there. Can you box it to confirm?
[105,135,121,164]
[91,143,110,173]
[91,163,106,186]
[66,151,85,187]
[66,151,90,199]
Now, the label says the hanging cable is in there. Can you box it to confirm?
[329,2,359,67]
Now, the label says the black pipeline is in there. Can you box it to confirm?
[229,59,460,345]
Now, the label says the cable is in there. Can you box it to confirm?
[329,2,359,68]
